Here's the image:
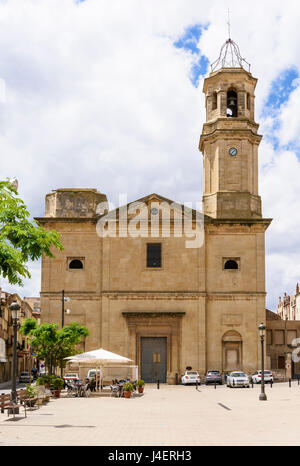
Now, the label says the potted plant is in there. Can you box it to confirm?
[41,375,52,389]
[36,375,46,386]
[136,379,145,394]
[52,378,64,398]
[123,382,133,398]
[25,384,38,407]
[35,376,46,404]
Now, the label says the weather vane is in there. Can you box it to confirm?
[210,8,251,73]
[227,8,231,39]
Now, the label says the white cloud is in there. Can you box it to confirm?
[1,0,300,311]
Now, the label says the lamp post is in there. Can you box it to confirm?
[9,301,20,405]
[61,290,70,328]
[258,323,267,401]
[61,291,70,377]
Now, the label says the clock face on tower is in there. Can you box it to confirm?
[229,147,238,156]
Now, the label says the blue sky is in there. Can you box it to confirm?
[262,67,300,151]
[174,24,209,87]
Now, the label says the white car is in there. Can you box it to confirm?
[63,373,80,384]
[87,369,101,381]
[227,371,250,388]
[181,371,201,385]
[251,370,273,384]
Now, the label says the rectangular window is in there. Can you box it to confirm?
[287,330,297,346]
[147,243,161,268]
[274,330,285,345]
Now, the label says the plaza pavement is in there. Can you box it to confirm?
[1,382,300,446]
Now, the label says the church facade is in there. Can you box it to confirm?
[38,40,272,383]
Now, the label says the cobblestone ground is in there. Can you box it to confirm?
[1,382,300,446]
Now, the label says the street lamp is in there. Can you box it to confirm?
[9,300,20,406]
[61,291,70,377]
[61,290,70,328]
[258,323,267,401]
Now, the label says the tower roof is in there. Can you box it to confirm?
[210,38,251,73]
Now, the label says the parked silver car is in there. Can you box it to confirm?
[227,371,250,388]
[18,371,33,384]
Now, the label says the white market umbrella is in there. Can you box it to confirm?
[64,348,133,389]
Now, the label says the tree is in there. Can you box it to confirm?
[20,319,89,375]
[0,179,63,286]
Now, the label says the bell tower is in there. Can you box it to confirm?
[199,39,262,219]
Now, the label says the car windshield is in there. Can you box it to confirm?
[21,372,28,376]
[232,372,246,377]
[65,374,77,377]
[208,371,220,374]
[187,372,198,375]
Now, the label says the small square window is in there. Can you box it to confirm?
[147,243,161,268]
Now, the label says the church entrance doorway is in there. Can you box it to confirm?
[141,337,167,383]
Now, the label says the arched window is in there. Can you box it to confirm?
[212,92,217,111]
[69,259,84,269]
[224,259,239,270]
[227,90,238,117]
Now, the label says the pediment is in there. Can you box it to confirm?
[107,193,197,222]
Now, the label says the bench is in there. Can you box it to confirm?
[17,389,38,410]
[0,393,27,419]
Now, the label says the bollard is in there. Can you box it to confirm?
[251,380,254,388]
[214,381,216,389]
[298,377,300,386]
[157,379,160,389]
[289,378,291,388]
[196,380,198,390]
[270,380,273,388]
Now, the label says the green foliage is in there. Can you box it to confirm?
[25,384,37,398]
[52,378,64,390]
[136,379,145,387]
[123,382,134,392]
[0,180,63,286]
[20,319,89,374]
[36,376,46,386]
[20,318,37,335]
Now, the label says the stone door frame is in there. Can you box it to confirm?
[122,312,185,384]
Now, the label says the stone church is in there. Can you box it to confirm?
[38,39,272,383]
